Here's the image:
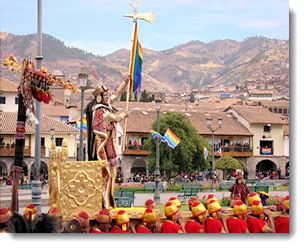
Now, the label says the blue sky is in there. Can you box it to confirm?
[0,0,289,56]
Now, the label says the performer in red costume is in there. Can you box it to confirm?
[168,197,186,233]
[225,200,249,233]
[247,200,275,233]
[205,200,226,233]
[161,202,183,233]
[110,210,133,233]
[136,207,158,233]
[275,195,289,233]
[247,192,261,207]
[188,197,200,211]
[76,211,91,233]
[90,208,112,233]
[0,208,12,233]
[185,201,206,233]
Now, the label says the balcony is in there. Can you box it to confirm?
[0,146,46,157]
[212,145,253,157]
[123,145,151,156]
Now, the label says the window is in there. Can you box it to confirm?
[278,108,282,113]
[0,97,6,104]
[55,138,63,147]
[41,137,45,147]
[264,125,271,132]
[260,140,273,155]
[15,97,19,105]
[118,137,121,146]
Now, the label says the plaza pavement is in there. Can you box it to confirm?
[0,184,289,214]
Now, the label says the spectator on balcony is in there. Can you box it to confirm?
[133,140,138,147]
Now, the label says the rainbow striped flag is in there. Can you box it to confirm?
[262,147,272,154]
[162,128,180,149]
[77,118,87,137]
[129,22,143,93]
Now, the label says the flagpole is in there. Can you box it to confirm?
[122,18,136,153]
[122,1,154,152]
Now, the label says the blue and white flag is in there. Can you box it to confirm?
[217,147,222,157]
[204,147,209,160]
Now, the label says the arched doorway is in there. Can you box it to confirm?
[285,161,289,178]
[256,160,277,179]
[10,162,28,176]
[131,158,147,182]
[30,161,48,179]
[0,161,8,176]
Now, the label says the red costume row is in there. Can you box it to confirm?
[0,195,289,233]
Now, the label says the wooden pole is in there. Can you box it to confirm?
[122,19,137,153]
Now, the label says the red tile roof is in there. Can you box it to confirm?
[0,112,78,134]
[227,106,286,124]
[41,105,69,116]
[0,78,19,93]
[126,110,252,136]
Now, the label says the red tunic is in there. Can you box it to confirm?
[227,217,248,233]
[275,216,289,233]
[161,220,183,233]
[246,216,267,233]
[205,217,224,233]
[89,226,105,233]
[136,224,153,233]
[185,220,204,233]
[110,225,131,233]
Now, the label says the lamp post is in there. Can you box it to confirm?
[32,0,43,212]
[78,67,88,161]
[206,116,223,192]
[50,128,55,143]
[153,94,162,204]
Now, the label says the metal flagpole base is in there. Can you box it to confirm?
[31,180,42,212]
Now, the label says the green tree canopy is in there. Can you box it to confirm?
[145,112,210,181]
[215,156,244,180]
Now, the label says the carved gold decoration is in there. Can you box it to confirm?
[49,138,109,222]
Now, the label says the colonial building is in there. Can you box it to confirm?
[0,112,79,176]
[258,100,289,116]
[117,107,254,183]
[224,105,288,179]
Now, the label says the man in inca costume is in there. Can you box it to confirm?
[85,75,130,209]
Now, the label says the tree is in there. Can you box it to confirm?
[189,91,195,103]
[215,156,244,180]
[120,90,127,101]
[145,112,210,182]
[139,90,151,102]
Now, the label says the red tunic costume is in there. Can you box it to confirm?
[161,220,183,233]
[275,216,289,233]
[246,216,267,233]
[185,220,204,233]
[110,225,131,233]
[227,217,248,233]
[136,224,153,233]
[205,217,224,233]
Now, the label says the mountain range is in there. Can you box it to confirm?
[0,32,289,93]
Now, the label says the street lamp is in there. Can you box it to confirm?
[78,67,88,161]
[206,116,223,192]
[50,128,55,143]
[154,93,162,204]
